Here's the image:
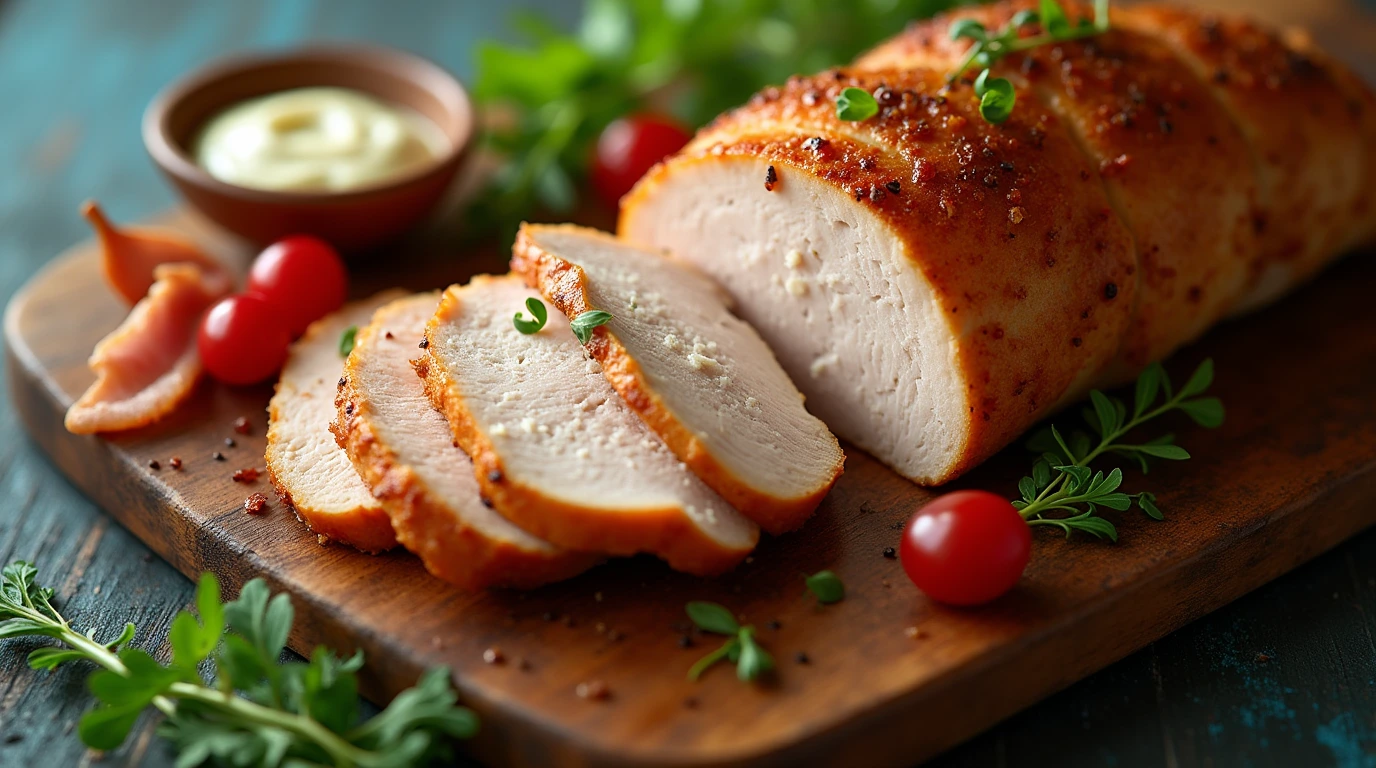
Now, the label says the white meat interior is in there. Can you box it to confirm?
[432,277,757,548]
[352,293,561,554]
[524,227,842,501]
[623,158,966,482]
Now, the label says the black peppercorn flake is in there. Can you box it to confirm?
[224,437,235,448]
[885,180,901,195]
[1000,161,1015,172]
[419,338,429,349]
[480,497,494,509]
[764,164,778,191]
[148,460,161,470]
[1072,337,1083,347]
[882,547,897,559]
[678,635,694,649]
[1104,282,1119,300]
[337,377,346,389]
[795,652,811,665]
[488,470,504,483]
[212,451,225,462]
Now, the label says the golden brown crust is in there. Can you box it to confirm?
[332,302,598,588]
[418,277,757,576]
[510,224,841,534]
[1120,5,1369,301]
[860,1,1263,372]
[623,67,1137,483]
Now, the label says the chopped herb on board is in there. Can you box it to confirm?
[805,570,845,604]
[685,601,774,682]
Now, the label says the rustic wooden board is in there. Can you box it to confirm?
[6,208,1376,768]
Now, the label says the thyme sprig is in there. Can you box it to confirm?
[948,0,1111,123]
[0,562,477,766]
[1014,359,1224,541]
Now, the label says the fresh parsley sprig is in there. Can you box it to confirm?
[1014,359,1224,541]
[948,0,1111,123]
[0,562,477,767]
[684,602,773,682]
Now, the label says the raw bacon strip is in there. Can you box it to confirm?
[65,264,230,434]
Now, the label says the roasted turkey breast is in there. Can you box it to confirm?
[267,291,404,553]
[511,224,844,534]
[620,0,1375,485]
[417,275,759,575]
[335,292,599,589]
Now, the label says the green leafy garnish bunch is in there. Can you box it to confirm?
[471,0,961,235]
[0,563,477,767]
[1014,359,1224,541]
[948,0,1111,123]
[684,601,773,682]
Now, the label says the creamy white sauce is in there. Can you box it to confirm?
[193,87,447,193]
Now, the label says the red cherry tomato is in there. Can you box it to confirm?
[899,490,1031,606]
[591,113,692,209]
[198,293,292,386]
[247,235,348,337]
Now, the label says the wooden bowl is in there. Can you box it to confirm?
[143,45,473,252]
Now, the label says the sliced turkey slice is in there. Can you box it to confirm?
[511,224,843,534]
[65,264,230,434]
[335,292,598,588]
[417,275,759,575]
[266,291,405,553]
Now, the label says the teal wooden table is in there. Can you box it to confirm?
[1,1,1374,766]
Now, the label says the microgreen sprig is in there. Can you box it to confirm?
[1014,359,1224,541]
[684,602,773,682]
[339,325,358,357]
[0,562,477,766]
[948,0,1111,123]
[513,297,549,335]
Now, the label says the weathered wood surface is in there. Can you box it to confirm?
[2,1,1376,767]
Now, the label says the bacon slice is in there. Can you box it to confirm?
[64,264,229,434]
[82,201,228,306]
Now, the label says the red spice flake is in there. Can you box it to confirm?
[232,467,261,483]
[169,457,183,470]
[575,680,610,701]
[232,417,251,435]
[764,164,778,191]
[243,493,268,515]
[482,647,505,665]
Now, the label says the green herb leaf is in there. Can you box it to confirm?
[513,297,549,335]
[735,627,774,681]
[338,326,358,357]
[1017,358,1219,546]
[687,637,738,681]
[1178,397,1225,428]
[1134,362,1165,417]
[1179,358,1214,399]
[974,70,1016,124]
[835,86,879,122]
[1040,0,1072,37]
[805,570,845,605]
[949,18,987,42]
[2,561,479,764]
[686,601,740,635]
[570,309,614,344]
[1138,492,1164,520]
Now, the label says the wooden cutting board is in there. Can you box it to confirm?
[6,207,1376,768]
